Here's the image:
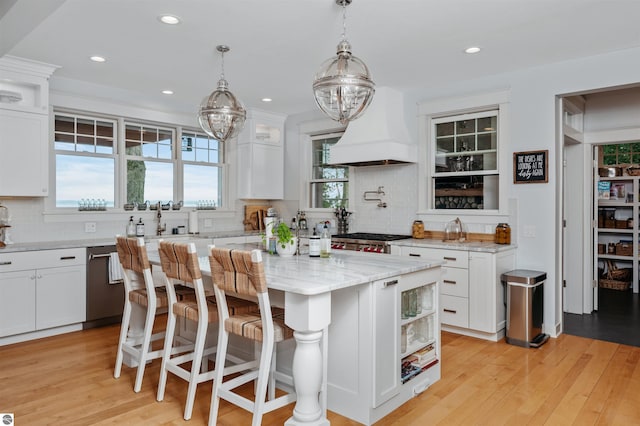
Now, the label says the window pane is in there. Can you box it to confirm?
[310,182,348,209]
[56,155,114,208]
[183,164,222,207]
[436,137,454,153]
[433,175,498,210]
[456,119,474,134]
[126,160,173,204]
[436,121,454,137]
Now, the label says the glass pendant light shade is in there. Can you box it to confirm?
[313,40,375,125]
[312,0,375,125]
[198,46,246,142]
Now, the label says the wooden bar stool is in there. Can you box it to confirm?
[156,241,256,421]
[113,236,170,393]
[208,247,296,426]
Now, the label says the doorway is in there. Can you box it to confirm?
[561,89,640,347]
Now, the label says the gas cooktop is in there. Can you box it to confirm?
[332,233,412,242]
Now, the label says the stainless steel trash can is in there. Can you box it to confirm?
[501,269,549,348]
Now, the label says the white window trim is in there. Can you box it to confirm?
[417,89,511,217]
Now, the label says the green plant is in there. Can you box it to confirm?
[275,221,294,249]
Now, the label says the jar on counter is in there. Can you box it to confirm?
[412,220,425,239]
[495,223,511,244]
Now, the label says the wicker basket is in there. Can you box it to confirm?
[604,219,616,228]
[604,259,632,280]
[616,242,633,256]
[616,219,629,229]
[627,166,640,176]
[599,278,631,290]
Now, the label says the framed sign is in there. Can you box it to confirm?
[513,150,548,183]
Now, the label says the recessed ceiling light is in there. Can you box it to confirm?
[90,56,106,63]
[261,98,273,103]
[159,15,180,25]
[464,47,481,54]
[162,90,174,95]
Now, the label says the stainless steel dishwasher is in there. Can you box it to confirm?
[84,245,125,329]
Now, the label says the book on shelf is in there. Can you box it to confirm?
[598,181,611,200]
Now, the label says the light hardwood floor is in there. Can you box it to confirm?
[1,321,639,425]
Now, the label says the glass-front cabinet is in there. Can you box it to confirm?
[432,110,499,210]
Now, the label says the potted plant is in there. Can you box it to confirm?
[274,221,297,257]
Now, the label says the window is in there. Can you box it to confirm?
[54,114,116,208]
[53,112,226,210]
[431,110,499,210]
[600,143,640,166]
[124,122,174,205]
[181,131,223,207]
[310,133,348,208]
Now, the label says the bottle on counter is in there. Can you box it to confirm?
[136,218,145,237]
[320,223,331,258]
[127,216,136,237]
[309,229,320,257]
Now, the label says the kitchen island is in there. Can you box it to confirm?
[147,244,442,425]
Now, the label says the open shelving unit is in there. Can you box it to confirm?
[596,176,639,293]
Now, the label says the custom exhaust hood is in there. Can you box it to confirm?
[329,87,416,167]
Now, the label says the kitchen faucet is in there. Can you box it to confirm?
[156,202,166,236]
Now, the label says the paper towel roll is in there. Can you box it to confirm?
[188,210,199,234]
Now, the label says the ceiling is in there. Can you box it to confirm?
[2,0,640,117]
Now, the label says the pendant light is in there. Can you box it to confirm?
[312,0,375,125]
[198,45,246,142]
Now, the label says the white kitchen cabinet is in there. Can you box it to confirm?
[372,276,400,407]
[0,248,86,339]
[236,109,285,200]
[0,269,36,336]
[393,244,515,341]
[0,56,58,197]
[469,250,515,334]
[327,267,440,425]
[0,109,49,196]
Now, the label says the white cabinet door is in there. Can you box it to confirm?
[372,275,401,407]
[0,270,36,336]
[468,250,515,333]
[36,265,86,330]
[0,109,48,196]
[237,143,283,199]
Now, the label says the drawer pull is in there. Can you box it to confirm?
[0,261,12,265]
[60,256,76,260]
[443,279,457,284]
[383,279,398,287]
[408,253,421,257]
[443,308,457,314]
[443,256,457,261]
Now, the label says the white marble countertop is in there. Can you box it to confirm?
[149,243,443,296]
[0,230,261,253]
[388,238,516,253]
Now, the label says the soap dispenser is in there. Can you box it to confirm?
[136,218,145,237]
[127,216,136,237]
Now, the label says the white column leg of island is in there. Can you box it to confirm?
[284,292,331,426]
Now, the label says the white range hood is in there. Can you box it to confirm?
[329,86,416,167]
